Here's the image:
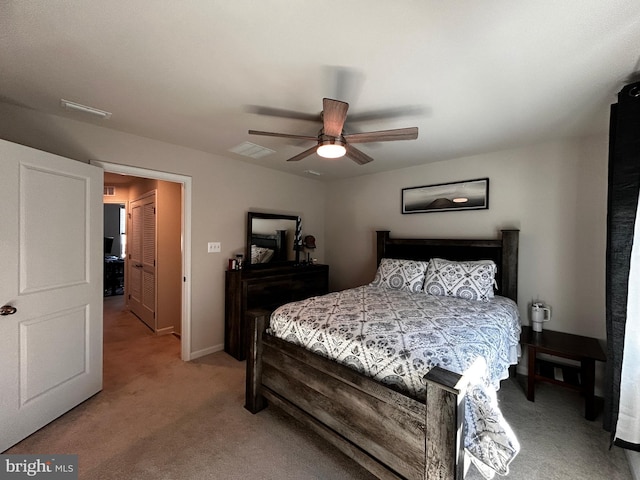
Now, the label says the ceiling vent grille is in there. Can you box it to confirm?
[60,99,112,119]
[229,141,275,159]
[104,186,116,196]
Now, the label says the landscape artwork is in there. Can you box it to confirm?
[402,178,489,214]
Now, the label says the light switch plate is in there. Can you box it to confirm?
[208,242,221,253]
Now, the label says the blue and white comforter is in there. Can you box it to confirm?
[269,284,521,478]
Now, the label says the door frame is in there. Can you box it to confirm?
[92,160,193,361]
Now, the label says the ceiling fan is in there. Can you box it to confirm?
[248,98,418,165]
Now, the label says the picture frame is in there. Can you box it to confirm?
[402,178,489,214]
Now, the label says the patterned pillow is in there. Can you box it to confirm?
[370,258,429,293]
[424,258,497,301]
[251,245,274,264]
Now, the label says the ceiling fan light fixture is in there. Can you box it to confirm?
[317,137,346,159]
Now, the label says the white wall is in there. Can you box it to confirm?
[325,135,609,343]
[0,100,610,362]
[0,102,326,358]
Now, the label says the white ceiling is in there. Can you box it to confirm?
[2,1,640,181]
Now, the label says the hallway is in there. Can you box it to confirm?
[102,295,181,391]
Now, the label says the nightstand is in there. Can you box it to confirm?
[520,325,606,420]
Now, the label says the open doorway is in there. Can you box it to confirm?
[94,161,193,361]
[103,177,180,333]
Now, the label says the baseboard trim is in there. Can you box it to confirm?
[188,343,224,361]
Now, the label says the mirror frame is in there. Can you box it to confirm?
[246,211,301,268]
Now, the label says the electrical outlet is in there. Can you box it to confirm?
[208,242,221,253]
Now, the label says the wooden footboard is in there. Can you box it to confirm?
[245,310,470,480]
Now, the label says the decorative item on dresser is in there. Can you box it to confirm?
[246,229,520,480]
[224,263,329,361]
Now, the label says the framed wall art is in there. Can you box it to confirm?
[402,178,489,214]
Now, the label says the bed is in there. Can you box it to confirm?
[250,232,283,264]
[245,229,520,479]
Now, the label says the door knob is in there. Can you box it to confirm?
[1,305,17,316]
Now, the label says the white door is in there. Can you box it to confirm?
[128,192,156,330]
[0,140,103,452]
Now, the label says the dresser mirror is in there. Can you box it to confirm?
[246,212,300,267]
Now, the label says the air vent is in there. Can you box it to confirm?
[60,99,112,119]
[229,141,275,159]
[104,186,116,196]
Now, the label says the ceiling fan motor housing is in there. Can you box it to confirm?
[318,133,345,146]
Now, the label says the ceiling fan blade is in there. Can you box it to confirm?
[326,65,365,105]
[345,145,374,165]
[347,105,426,123]
[245,105,320,122]
[286,145,319,162]
[322,98,349,137]
[344,127,418,144]
[248,130,317,141]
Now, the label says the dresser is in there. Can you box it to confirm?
[224,264,329,360]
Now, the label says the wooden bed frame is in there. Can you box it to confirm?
[245,229,519,480]
[250,232,286,263]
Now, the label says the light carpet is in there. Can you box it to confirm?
[4,296,632,479]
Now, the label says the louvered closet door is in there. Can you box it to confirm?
[128,191,156,330]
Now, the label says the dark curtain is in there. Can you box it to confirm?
[604,80,640,438]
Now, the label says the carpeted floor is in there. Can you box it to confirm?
[4,296,633,479]
[465,378,631,480]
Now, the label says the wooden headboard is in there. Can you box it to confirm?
[376,230,519,302]
[251,231,287,262]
